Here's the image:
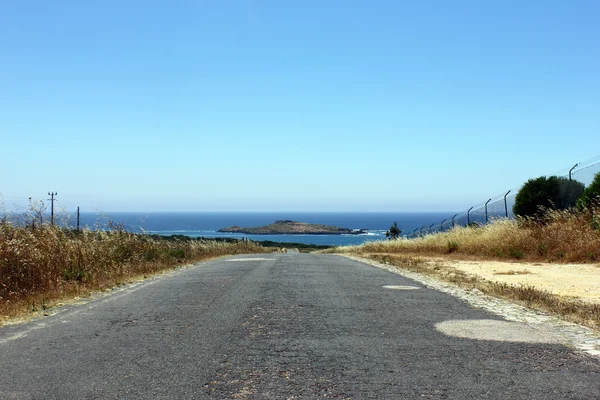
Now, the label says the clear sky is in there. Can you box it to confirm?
[1,1,599,212]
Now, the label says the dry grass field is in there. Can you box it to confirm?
[0,223,265,323]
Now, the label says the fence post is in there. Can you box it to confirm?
[467,206,474,226]
[569,163,578,181]
[429,223,435,234]
[485,198,492,223]
[451,213,458,228]
[440,219,446,232]
[420,226,425,237]
[504,190,511,218]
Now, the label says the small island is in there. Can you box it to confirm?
[218,220,368,235]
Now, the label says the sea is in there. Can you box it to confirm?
[74,212,454,246]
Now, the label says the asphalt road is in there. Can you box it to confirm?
[1,253,599,399]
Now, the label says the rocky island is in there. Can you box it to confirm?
[218,220,368,235]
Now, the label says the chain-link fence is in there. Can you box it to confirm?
[404,155,600,238]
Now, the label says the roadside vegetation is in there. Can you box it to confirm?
[328,172,600,329]
[335,206,600,263]
[334,172,600,263]
[0,221,265,322]
[513,175,584,218]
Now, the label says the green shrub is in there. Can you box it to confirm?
[169,248,186,259]
[509,247,525,260]
[513,176,585,218]
[446,241,459,253]
[537,242,548,256]
[577,172,600,210]
[385,222,402,240]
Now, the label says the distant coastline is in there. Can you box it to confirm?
[217,220,368,235]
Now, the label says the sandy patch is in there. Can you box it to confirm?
[438,259,600,304]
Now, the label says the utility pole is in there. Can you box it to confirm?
[48,192,57,226]
[29,197,35,230]
[77,206,80,231]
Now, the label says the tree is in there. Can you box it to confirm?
[385,221,402,240]
[513,175,585,218]
[577,172,600,210]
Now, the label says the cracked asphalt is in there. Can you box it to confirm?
[0,253,599,399]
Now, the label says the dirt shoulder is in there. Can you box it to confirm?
[419,257,600,304]
[341,251,600,330]
[339,254,600,358]
[346,252,600,304]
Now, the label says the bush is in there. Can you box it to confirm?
[513,176,584,218]
[446,241,459,253]
[385,222,402,240]
[577,172,600,210]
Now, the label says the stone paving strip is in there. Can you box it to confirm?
[340,254,600,359]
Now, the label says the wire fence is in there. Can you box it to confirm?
[404,155,600,238]
[3,155,600,238]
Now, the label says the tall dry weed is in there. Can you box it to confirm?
[0,222,264,319]
[335,206,600,263]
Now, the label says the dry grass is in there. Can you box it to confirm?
[331,207,600,263]
[364,253,600,330]
[493,270,532,276]
[0,222,265,322]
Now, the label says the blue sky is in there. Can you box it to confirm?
[1,0,599,212]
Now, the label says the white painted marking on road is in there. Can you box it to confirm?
[382,285,420,290]
[435,319,562,343]
[0,322,50,344]
[0,332,28,344]
[226,258,276,262]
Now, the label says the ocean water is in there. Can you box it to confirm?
[75,212,454,246]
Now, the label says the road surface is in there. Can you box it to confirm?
[1,253,599,399]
